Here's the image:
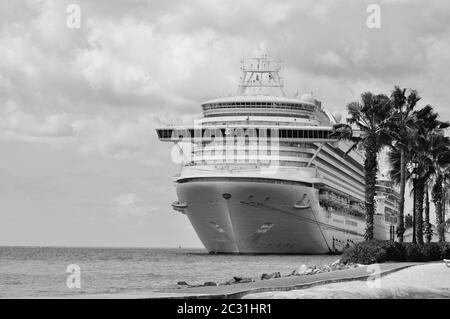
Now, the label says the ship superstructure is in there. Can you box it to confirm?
[157,55,399,253]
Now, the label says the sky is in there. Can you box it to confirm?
[1,0,450,247]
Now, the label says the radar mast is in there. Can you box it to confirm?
[237,54,287,97]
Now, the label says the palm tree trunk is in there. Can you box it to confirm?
[415,178,425,244]
[424,184,432,243]
[442,184,447,242]
[432,174,444,243]
[413,179,417,244]
[396,149,406,242]
[364,139,378,241]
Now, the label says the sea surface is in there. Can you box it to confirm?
[0,246,337,298]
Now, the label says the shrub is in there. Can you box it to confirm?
[341,240,387,265]
[384,241,406,261]
[420,243,442,261]
[342,240,450,264]
[402,243,423,261]
[440,243,450,259]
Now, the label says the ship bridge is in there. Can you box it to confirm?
[156,125,338,143]
[201,95,322,119]
[198,55,330,123]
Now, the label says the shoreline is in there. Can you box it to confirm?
[10,262,417,299]
[243,262,450,299]
[6,261,449,299]
[51,262,446,299]
[151,262,424,299]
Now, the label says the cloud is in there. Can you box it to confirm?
[1,0,450,247]
[112,192,159,218]
[0,100,74,139]
[0,101,169,165]
[315,50,347,71]
[73,113,160,163]
[1,0,450,161]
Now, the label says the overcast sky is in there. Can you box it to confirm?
[1,0,449,247]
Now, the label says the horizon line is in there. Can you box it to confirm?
[0,244,206,250]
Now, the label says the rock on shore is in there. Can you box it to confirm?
[176,259,362,288]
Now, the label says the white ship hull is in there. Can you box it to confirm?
[176,178,372,254]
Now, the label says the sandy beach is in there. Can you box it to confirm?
[243,263,450,299]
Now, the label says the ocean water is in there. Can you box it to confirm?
[0,246,337,298]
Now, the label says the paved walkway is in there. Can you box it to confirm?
[154,262,421,299]
[242,263,450,299]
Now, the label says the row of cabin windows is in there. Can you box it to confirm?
[202,142,312,148]
[202,102,315,111]
[280,129,330,139]
[157,129,332,140]
[193,150,311,158]
[204,113,312,119]
[201,120,314,126]
[189,160,308,167]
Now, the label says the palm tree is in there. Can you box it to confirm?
[424,180,433,243]
[411,106,450,244]
[433,164,450,242]
[389,105,450,244]
[411,137,432,244]
[443,172,450,241]
[386,87,420,242]
[389,130,419,242]
[331,92,393,240]
[433,173,444,242]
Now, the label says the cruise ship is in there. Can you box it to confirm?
[156,55,399,254]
